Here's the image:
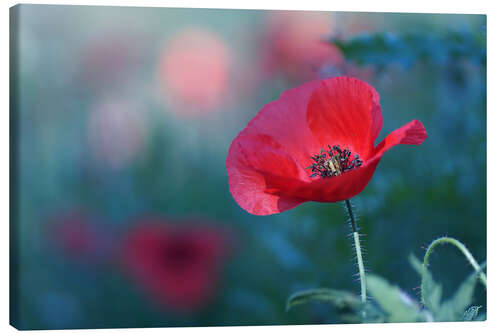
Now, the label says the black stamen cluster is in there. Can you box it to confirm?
[306,145,363,179]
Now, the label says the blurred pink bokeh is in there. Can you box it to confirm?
[158,28,231,115]
[260,11,343,81]
[87,99,146,170]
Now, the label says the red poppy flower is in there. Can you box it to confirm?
[120,220,230,312]
[226,77,427,215]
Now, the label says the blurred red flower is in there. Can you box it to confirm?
[260,11,343,81]
[226,77,427,215]
[158,28,230,114]
[120,220,230,312]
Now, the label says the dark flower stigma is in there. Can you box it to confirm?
[306,145,363,179]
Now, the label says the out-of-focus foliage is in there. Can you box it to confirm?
[331,30,486,69]
[365,274,425,323]
[289,252,486,323]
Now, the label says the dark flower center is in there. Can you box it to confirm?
[306,145,363,179]
[163,238,200,270]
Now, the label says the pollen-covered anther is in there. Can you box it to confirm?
[306,145,363,179]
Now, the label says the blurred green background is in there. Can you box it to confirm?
[10,4,486,329]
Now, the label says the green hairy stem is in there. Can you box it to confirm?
[421,236,487,306]
[344,200,367,304]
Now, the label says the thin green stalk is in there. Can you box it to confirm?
[421,236,487,306]
[345,200,367,304]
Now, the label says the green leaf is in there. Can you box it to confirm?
[286,288,360,312]
[410,253,443,314]
[412,253,486,321]
[417,257,443,314]
[435,262,486,321]
[339,302,385,324]
[463,306,482,321]
[366,274,426,322]
[437,271,478,321]
[360,302,387,324]
[409,253,424,275]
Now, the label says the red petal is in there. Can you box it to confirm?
[226,80,330,215]
[306,77,382,159]
[286,159,380,202]
[226,133,307,215]
[372,119,427,159]
[285,120,427,203]
[241,79,324,168]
